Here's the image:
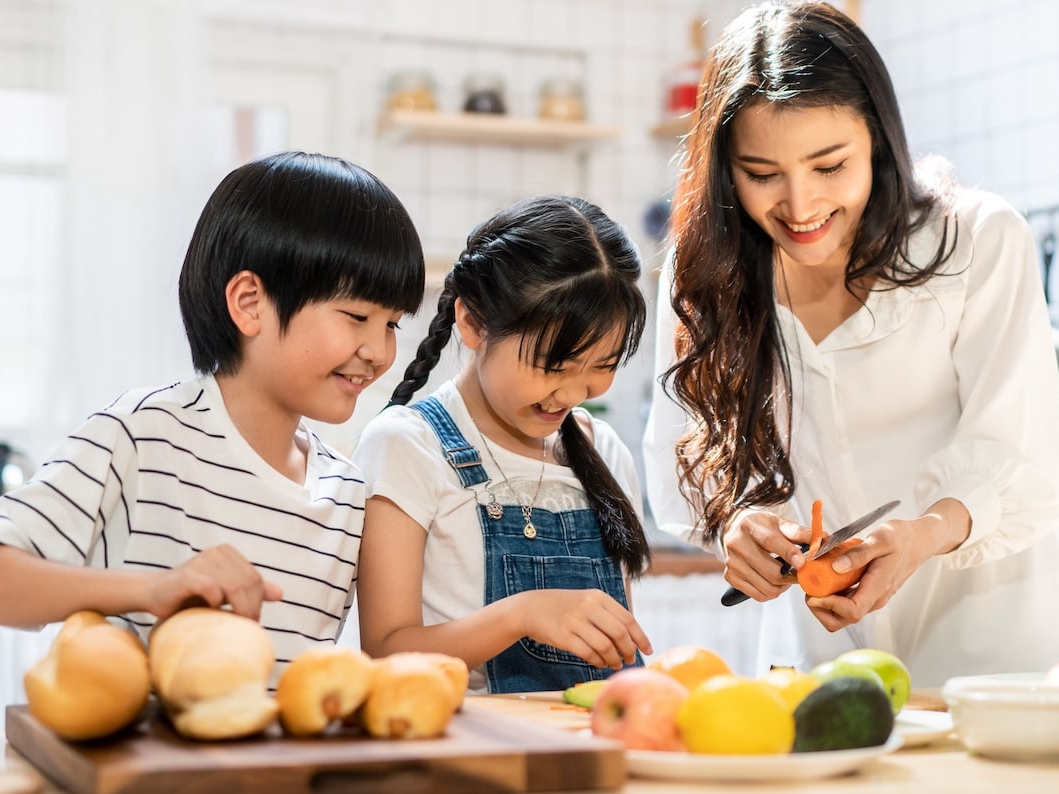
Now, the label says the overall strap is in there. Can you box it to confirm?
[409,395,489,487]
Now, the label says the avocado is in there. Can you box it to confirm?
[562,679,608,709]
[792,676,894,752]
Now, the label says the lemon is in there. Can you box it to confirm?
[677,674,795,755]
[759,667,821,713]
[648,645,732,691]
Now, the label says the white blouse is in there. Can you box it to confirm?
[643,188,1059,686]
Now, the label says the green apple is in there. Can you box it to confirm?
[834,648,912,714]
[810,659,886,692]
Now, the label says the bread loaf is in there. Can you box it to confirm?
[359,652,466,739]
[23,611,150,741]
[382,651,469,711]
[148,607,278,740]
[276,647,376,736]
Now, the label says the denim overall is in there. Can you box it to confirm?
[411,395,641,694]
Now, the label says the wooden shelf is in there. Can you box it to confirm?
[650,115,693,139]
[378,109,621,148]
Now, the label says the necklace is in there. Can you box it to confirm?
[473,424,547,539]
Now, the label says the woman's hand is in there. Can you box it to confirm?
[806,498,971,630]
[146,544,283,621]
[517,589,653,669]
[721,509,812,602]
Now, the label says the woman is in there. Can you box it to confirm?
[643,1,1059,685]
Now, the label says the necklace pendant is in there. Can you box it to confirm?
[485,500,504,520]
[523,522,537,539]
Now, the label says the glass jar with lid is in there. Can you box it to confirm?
[538,78,585,122]
[462,74,507,114]
[386,69,438,112]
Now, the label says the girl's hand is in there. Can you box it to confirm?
[146,544,283,621]
[805,499,971,630]
[721,509,812,602]
[518,589,653,669]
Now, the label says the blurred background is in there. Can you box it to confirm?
[2,0,1059,705]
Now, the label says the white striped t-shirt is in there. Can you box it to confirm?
[0,375,364,685]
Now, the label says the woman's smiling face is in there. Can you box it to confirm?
[730,103,874,272]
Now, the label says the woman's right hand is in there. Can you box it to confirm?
[518,588,653,669]
[721,509,812,602]
[145,544,283,621]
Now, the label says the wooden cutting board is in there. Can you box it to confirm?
[4,701,624,794]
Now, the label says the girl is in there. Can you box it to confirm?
[354,196,653,694]
[0,151,424,682]
[644,1,1059,685]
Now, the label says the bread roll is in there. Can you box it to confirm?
[360,653,460,739]
[148,607,278,740]
[381,652,469,711]
[276,647,376,736]
[23,610,150,741]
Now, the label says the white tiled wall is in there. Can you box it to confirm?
[306,0,745,458]
[862,0,1059,298]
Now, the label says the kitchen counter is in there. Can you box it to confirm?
[3,689,1058,793]
[469,691,1059,793]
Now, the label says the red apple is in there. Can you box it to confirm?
[590,668,689,751]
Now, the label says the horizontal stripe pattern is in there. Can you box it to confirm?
[0,377,364,683]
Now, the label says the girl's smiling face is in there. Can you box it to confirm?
[730,103,874,273]
[454,297,625,454]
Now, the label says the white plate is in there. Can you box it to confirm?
[625,734,903,782]
[894,709,954,747]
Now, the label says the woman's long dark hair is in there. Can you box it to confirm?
[389,196,651,574]
[665,2,955,540]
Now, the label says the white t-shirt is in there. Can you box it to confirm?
[353,380,643,693]
[643,188,1059,686]
[0,376,364,685]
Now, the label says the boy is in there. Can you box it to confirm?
[0,151,424,676]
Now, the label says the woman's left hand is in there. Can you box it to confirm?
[804,498,971,630]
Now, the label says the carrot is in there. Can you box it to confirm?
[796,499,868,597]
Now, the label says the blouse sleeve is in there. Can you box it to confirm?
[917,195,1059,569]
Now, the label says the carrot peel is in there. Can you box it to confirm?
[796,499,868,597]
[807,499,824,559]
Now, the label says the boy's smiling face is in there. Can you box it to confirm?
[267,297,402,426]
[237,283,403,430]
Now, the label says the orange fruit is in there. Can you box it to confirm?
[648,645,732,691]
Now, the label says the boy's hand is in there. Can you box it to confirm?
[148,544,283,621]
[519,589,652,670]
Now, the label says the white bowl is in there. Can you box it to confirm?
[941,673,1059,761]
